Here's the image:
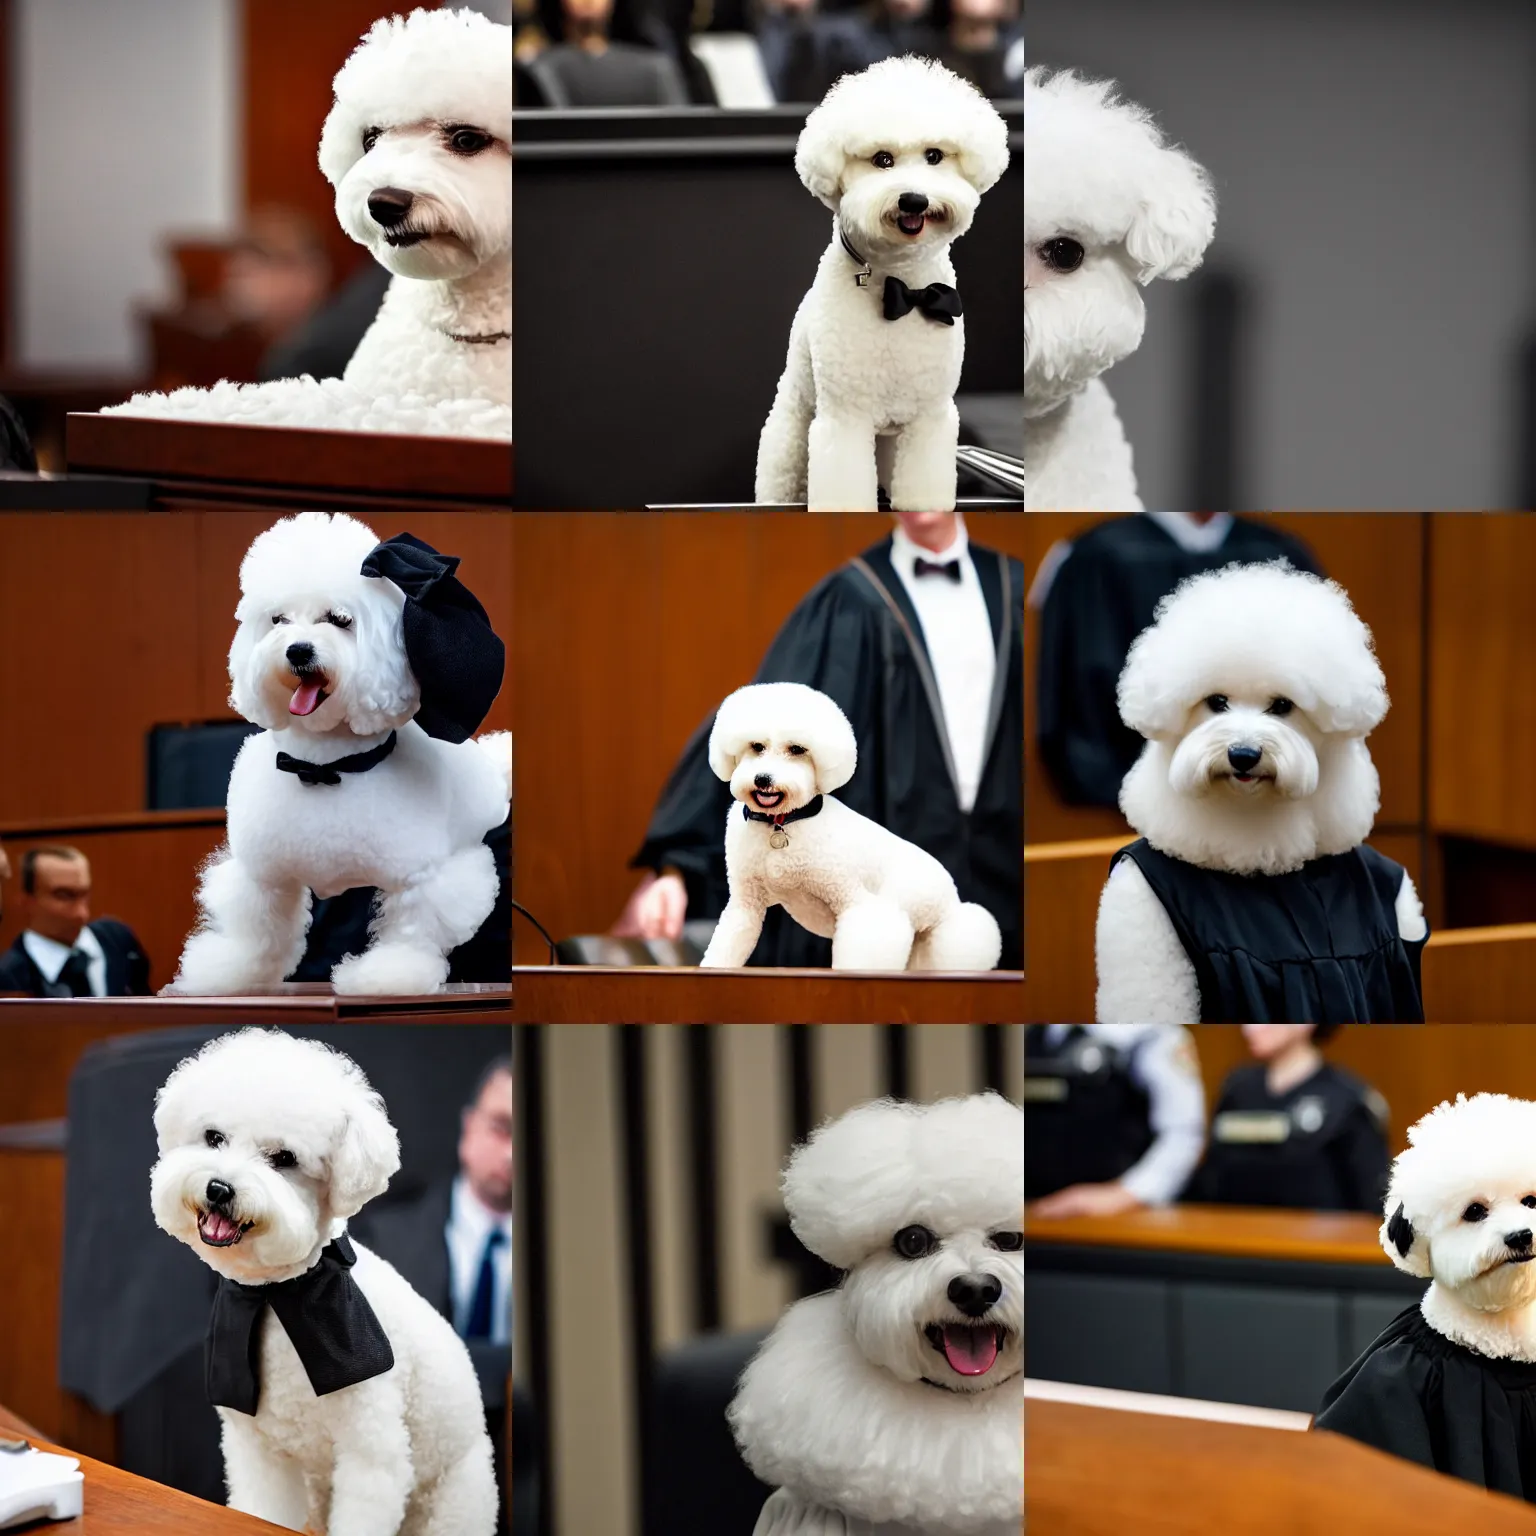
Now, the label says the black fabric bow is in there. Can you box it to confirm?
[360,533,506,744]
[275,731,398,787]
[206,1234,394,1416]
[883,276,963,326]
[913,558,962,583]
[741,794,825,827]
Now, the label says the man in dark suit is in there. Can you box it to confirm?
[351,1055,515,1530]
[0,845,150,996]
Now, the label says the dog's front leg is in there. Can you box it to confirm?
[219,1414,310,1530]
[756,316,814,504]
[173,853,311,995]
[700,893,768,968]
[830,896,915,970]
[888,400,959,512]
[807,409,879,512]
[324,1385,413,1536]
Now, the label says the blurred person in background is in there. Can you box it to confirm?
[224,207,331,353]
[521,0,693,105]
[928,0,1021,99]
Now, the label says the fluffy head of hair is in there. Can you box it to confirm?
[150,1028,401,1284]
[708,682,857,800]
[784,1093,1023,1270]
[1024,67,1214,415]
[228,512,418,736]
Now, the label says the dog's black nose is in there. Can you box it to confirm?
[206,1179,235,1208]
[948,1273,1002,1317]
[1509,1228,1534,1251]
[754,773,775,789]
[1227,745,1263,773]
[286,641,316,670]
[898,191,929,215]
[368,187,415,227]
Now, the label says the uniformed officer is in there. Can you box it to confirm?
[1184,1023,1390,1212]
[1026,1023,1206,1217]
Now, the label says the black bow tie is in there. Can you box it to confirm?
[741,794,825,827]
[913,557,962,583]
[883,276,963,326]
[275,731,397,787]
[206,1235,394,1416]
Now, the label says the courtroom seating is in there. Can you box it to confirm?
[146,722,259,811]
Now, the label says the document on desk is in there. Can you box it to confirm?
[0,1443,85,1528]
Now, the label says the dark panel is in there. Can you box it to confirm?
[1025,1271,1174,1396]
[1344,1291,1418,1364]
[1178,1282,1340,1413]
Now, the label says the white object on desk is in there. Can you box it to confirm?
[1025,1376,1312,1432]
[0,1444,85,1528]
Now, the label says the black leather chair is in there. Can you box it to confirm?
[145,721,260,810]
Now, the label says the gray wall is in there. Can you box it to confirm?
[1028,0,1536,509]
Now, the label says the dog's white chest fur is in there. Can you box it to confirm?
[1023,379,1140,511]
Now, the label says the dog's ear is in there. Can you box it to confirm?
[346,589,419,734]
[1125,147,1217,284]
[227,616,280,730]
[804,699,857,795]
[1380,1201,1431,1279]
[327,1092,401,1219]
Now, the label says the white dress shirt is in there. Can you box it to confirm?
[889,518,997,813]
[22,924,106,997]
[445,1174,512,1345]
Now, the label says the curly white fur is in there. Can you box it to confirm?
[697,682,1001,970]
[149,1029,497,1535]
[172,513,510,997]
[108,8,511,439]
[1024,68,1215,511]
[1379,1094,1536,1363]
[1095,562,1425,1022]
[729,1095,1024,1536]
[756,58,1009,512]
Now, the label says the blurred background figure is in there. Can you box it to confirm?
[520,0,693,105]
[0,846,150,998]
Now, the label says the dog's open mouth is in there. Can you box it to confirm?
[750,788,786,810]
[1220,771,1275,787]
[289,670,330,717]
[384,229,430,248]
[924,1322,1008,1377]
[891,208,949,238]
[197,1208,253,1248]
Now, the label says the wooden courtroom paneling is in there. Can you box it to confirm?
[1027,1398,1536,1535]
[1023,513,1427,845]
[0,1148,66,1439]
[508,512,1027,963]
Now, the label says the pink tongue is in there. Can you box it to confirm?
[942,1325,999,1376]
[202,1209,238,1242]
[290,680,324,716]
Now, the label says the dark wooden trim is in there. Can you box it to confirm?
[616,1024,654,1524]
[515,1023,555,1536]
[883,1023,910,1100]
[685,1023,721,1331]
[0,986,511,1024]
[0,808,225,839]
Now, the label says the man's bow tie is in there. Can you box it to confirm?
[883,276,963,326]
[913,557,962,583]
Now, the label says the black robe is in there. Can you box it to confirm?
[1315,1304,1536,1502]
[631,535,1023,969]
[1037,515,1323,807]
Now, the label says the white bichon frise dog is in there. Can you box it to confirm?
[173,512,510,997]
[150,1030,498,1535]
[1316,1094,1536,1494]
[109,8,511,440]
[729,1094,1024,1535]
[755,58,1010,513]
[1024,68,1216,511]
[1096,561,1428,1024]
[698,682,1002,970]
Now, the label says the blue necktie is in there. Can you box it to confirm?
[464,1227,507,1342]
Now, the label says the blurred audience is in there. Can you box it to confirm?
[222,208,332,348]
[520,0,692,106]
[0,846,150,997]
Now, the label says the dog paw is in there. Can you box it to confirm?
[331,945,448,996]
[170,936,286,995]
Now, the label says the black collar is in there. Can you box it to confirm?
[206,1234,394,1415]
[742,794,824,828]
[444,328,511,345]
[275,731,397,787]
[839,225,873,288]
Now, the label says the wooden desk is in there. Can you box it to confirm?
[0,1402,289,1533]
[513,965,1022,1023]
[1027,1397,1536,1533]
[65,413,512,511]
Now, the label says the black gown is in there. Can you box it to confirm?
[1184,1060,1390,1212]
[1037,515,1322,807]
[631,536,1023,969]
[1315,1305,1536,1502]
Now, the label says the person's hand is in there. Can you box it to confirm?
[612,871,688,941]
[1030,1182,1143,1219]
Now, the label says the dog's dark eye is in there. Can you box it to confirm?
[1464,1202,1490,1222]
[271,615,289,627]
[893,1224,938,1260]
[749,741,766,753]
[205,1129,226,1148]
[924,148,944,165]
[268,1149,298,1170]
[1267,697,1295,717]
[787,745,808,756]
[323,611,353,630]
[872,150,895,170]
[447,126,493,156]
[362,127,381,153]
[1204,694,1230,714]
[1523,1196,1536,1209]
[989,1231,1023,1252]
[1040,237,1084,274]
